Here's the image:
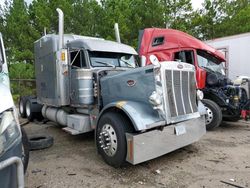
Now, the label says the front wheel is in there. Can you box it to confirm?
[202,99,222,130]
[96,112,132,168]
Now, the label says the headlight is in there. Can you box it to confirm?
[149,91,162,106]
[0,111,21,156]
[197,90,204,100]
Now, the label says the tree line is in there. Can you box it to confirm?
[0,0,250,77]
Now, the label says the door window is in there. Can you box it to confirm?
[70,50,86,68]
[174,50,194,65]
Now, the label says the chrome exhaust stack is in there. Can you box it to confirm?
[114,23,121,43]
[56,8,64,49]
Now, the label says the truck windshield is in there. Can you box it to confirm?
[197,50,225,75]
[89,51,136,68]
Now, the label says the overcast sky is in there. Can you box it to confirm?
[1,0,204,9]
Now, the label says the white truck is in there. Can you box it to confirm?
[0,33,29,188]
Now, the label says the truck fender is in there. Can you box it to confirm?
[198,100,207,116]
[97,101,164,131]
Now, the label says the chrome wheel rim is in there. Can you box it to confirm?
[98,124,117,157]
[205,107,213,125]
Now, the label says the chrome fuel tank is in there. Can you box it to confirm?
[70,69,94,105]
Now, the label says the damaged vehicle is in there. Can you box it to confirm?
[138,28,250,129]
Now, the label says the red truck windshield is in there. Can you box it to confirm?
[197,50,226,75]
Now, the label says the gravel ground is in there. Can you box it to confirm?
[22,120,250,188]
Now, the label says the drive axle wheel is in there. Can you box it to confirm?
[25,100,34,121]
[202,99,222,130]
[19,96,30,118]
[96,112,132,168]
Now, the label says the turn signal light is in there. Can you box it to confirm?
[61,52,66,61]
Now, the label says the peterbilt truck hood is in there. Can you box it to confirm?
[0,83,14,113]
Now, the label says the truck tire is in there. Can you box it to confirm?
[21,128,30,173]
[28,135,54,150]
[25,98,43,121]
[19,96,29,118]
[96,112,132,168]
[202,99,222,130]
[25,99,35,121]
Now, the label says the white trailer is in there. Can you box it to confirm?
[206,32,250,80]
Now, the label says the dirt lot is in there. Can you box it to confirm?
[22,120,250,188]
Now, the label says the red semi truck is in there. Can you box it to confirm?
[138,28,250,130]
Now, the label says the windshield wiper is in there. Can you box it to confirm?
[119,59,134,68]
[94,61,116,68]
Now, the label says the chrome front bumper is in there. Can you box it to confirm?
[0,157,24,188]
[126,116,206,165]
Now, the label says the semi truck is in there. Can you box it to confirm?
[19,9,206,167]
[0,33,29,188]
[138,28,250,130]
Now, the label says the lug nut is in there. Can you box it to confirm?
[106,138,110,141]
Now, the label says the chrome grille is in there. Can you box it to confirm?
[165,70,197,118]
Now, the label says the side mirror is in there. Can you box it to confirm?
[149,55,160,66]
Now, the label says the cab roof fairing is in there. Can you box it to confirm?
[35,34,137,55]
[138,28,226,62]
[67,39,138,55]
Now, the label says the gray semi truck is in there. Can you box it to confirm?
[19,9,206,167]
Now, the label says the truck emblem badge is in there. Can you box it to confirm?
[177,64,183,69]
[127,80,136,87]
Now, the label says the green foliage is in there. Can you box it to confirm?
[8,62,35,102]
[9,62,34,79]
[0,0,250,67]
[1,0,36,63]
[191,0,250,40]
